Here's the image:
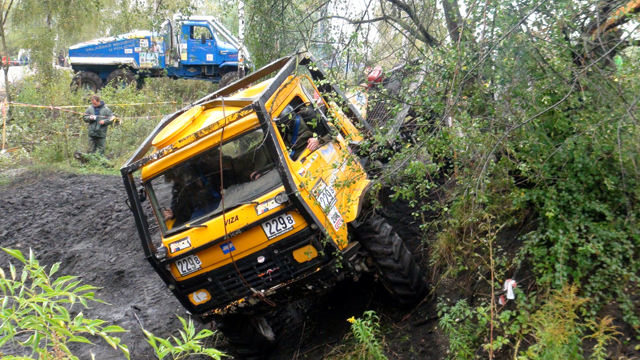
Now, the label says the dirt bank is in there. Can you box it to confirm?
[0,170,444,359]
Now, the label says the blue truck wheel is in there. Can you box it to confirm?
[71,71,103,93]
[218,71,239,88]
[106,69,137,89]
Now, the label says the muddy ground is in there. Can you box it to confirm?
[0,170,444,360]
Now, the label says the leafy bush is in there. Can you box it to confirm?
[142,315,225,359]
[438,299,489,360]
[0,248,130,359]
[346,311,387,360]
[437,285,622,359]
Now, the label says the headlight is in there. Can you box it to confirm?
[275,191,289,204]
[155,246,168,260]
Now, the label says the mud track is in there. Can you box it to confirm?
[0,171,444,359]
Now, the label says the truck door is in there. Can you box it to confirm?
[180,23,216,65]
[161,19,179,66]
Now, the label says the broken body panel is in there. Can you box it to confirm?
[121,53,371,322]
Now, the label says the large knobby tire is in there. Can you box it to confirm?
[106,68,137,89]
[218,71,239,88]
[71,71,102,93]
[214,314,276,360]
[356,216,426,304]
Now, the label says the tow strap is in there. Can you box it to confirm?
[289,115,301,157]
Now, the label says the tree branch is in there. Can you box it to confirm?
[385,0,438,46]
[3,0,14,27]
[313,14,430,44]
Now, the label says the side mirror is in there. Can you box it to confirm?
[201,33,206,45]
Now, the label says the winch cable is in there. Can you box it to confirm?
[218,96,276,308]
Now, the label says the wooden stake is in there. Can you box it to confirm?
[2,98,6,151]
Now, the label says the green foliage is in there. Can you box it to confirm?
[3,71,222,171]
[438,299,489,359]
[142,315,225,359]
[583,316,622,360]
[521,285,587,360]
[0,248,130,359]
[437,286,623,359]
[11,0,101,79]
[347,311,387,360]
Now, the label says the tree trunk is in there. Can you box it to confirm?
[442,0,464,43]
[0,7,12,106]
[238,0,245,78]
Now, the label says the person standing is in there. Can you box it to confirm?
[83,95,115,155]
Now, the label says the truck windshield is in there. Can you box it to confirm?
[146,128,281,234]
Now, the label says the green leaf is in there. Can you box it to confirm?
[10,263,16,281]
[64,280,82,292]
[156,337,175,351]
[101,325,128,333]
[73,312,84,327]
[3,248,26,263]
[49,263,60,277]
[68,335,93,344]
[119,344,131,360]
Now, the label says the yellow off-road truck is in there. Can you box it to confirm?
[121,53,426,359]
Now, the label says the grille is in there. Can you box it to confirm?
[180,228,326,309]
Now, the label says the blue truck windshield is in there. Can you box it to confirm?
[147,128,281,234]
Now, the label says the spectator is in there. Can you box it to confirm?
[83,95,115,155]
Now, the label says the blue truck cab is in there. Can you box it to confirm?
[69,15,250,91]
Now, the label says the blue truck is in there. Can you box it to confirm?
[69,15,250,91]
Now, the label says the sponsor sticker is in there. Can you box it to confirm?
[169,237,191,253]
[189,289,211,305]
[328,206,343,231]
[319,142,336,162]
[206,54,213,61]
[312,179,337,213]
[297,153,319,178]
[256,197,280,216]
[134,47,141,53]
[220,242,236,254]
[124,49,133,54]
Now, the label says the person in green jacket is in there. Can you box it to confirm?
[83,95,115,155]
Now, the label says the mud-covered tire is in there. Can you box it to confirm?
[106,68,137,88]
[214,314,276,360]
[218,71,239,88]
[71,71,102,92]
[356,216,426,304]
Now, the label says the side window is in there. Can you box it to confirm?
[275,96,332,161]
[191,26,213,40]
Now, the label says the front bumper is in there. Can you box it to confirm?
[176,227,338,321]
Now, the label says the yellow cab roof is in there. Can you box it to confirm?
[140,77,290,181]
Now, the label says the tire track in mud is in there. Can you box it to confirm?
[0,170,444,360]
